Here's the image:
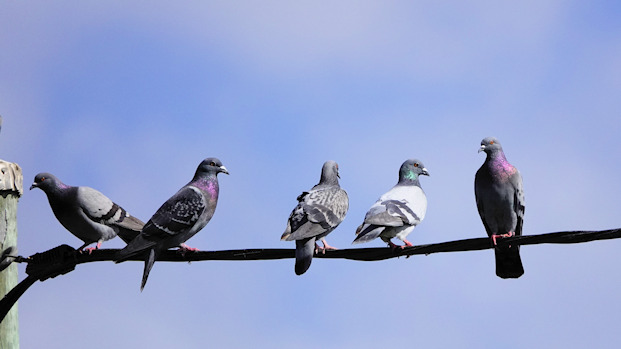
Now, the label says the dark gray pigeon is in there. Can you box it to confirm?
[353,159,429,249]
[30,173,145,252]
[475,137,525,279]
[115,157,228,290]
[281,161,349,275]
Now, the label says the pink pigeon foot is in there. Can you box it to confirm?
[388,240,412,251]
[320,240,338,253]
[315,239,338,254]
[80,242,101,255]
[178,244,200,257]
[491,231,514,246]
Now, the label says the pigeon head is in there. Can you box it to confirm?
[195,157,229,178]
[319,160,340,185]
[398,159,429,183]
[479,137,503,154]
[30,172,63,192]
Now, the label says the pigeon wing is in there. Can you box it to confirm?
[510,170,525,236]
[141,186,207,241]
[283,187,348,241]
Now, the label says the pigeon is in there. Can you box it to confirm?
[353,159,429,249]
[281,161,349,275]
[115,157,228,290]
[475,137,525,279]
[30,173,145,252]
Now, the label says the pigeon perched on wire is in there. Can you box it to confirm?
[115,157,228,290]
[30,172,145,253]
[353,159,429,249]
[475,137,525,279]
[281,161,349,275]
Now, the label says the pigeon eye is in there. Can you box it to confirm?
[210,162,216,166]
[490,140,495,145]
[414,163,419,167]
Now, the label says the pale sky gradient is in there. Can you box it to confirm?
[2,1,621,348]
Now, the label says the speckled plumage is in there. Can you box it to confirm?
[475,137,525,279]
[281,161,348,275]
[115,157,228,290]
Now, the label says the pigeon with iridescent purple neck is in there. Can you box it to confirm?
[30,172,145,252]
[115,157,228,290]
[475,137,525,279]
[281,161,349,275]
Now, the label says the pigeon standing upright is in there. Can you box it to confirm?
[281,161,349,275]
[353,159,429,249]
[475,137,525,279]
[30,173,145,252]
[115,158,228,290]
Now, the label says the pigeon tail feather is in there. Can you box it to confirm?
[117,214,145,231]
[141,248,157,291]
[295,237,316,275]
[116,227,142,244]
[494,246,524,279]
[117,216,144,244]
[115,215,145,243]
[352,225,383,244]
[115,235,157,263]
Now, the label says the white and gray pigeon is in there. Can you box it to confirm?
[115,157,228,291]
[475,137,525,279]
[281,161,349,275]
[353,159,429,249]
[30,173,145,252]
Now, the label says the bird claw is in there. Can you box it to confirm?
[81,247,96,255]
[388,240,413,251]
[315,240,338,254]
[79,242,101,255]
[178,244,200,257]
[388,242,401,251]
[315,245,338,254]
[491,232,514,247]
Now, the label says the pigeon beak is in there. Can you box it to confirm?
[478,145,485,153]
[29,183,37,190]
[219,166,229,175]
[421,168,430,176]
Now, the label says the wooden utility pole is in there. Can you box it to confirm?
[0,159,23,349]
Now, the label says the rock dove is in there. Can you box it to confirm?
[115,157,228,290]
[281,161,348,275]
[30,173,145,252]
[475,137,525,279]
[353,159,429,249]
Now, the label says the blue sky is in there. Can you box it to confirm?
[2,1,621,348]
